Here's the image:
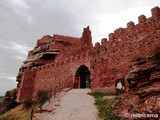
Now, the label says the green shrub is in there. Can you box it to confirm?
[37,91,49,104]
[7,100,18,111]
[36,91,49,113]
[23,99,33,110]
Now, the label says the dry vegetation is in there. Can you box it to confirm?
[0,103,40,120]
[0,90,49,120]
[0,104,32,120]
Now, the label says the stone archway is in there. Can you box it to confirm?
[74,65,90,88]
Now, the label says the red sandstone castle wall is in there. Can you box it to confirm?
[17,68,36,101]
[17,6,160,101]
[17,49,92,101]
[31,50,92,99]
[91,6,160,92]
[17,25,92,101]
[36,34,81,47]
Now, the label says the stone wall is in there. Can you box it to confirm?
[31,50,92,100]
[16,26,92,101]
[91,6,160,92]
[16,6,160,101]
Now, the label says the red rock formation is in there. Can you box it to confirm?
[115,46,160,119]
[16,6,160,102]
[0,89,17,114]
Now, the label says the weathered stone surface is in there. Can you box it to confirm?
[33,44,49,54]
[150,71,160,80]
[115,48,160,119]
[0,89,17,114]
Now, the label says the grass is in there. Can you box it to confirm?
[0,104,32,120]
[0,99,45,120]
[88,92,120,120]
[88,91,116,98]
[0,103,40,120]
[0,90,50,119]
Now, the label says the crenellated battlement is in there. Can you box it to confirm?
[138,15,146,23]
[37,34,81,47]
[101,38,107,45]
[108,6,160,42]
[151,6,160,18]
[54,34,80,40]
[53,34,81,45]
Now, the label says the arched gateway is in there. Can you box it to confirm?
[74,65,91,88]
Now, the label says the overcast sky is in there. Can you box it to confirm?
[0,0,159,96]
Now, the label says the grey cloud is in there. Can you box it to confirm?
[0,76,16,83]
[14,56,26,61]
[6,0,29,8]
[0,73,17,95]
[0,77,17,95]
[1,41,31,55]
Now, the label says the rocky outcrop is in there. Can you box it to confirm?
[115,47,160,119]
[0,88,17,114]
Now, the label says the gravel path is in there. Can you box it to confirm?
[34,89,98,120]
[47,89,98,120]
[50,89,98,120]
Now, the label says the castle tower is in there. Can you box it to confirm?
[81,26,92,49]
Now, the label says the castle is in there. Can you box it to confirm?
[16,6,160,101]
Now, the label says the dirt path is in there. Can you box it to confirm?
[34,89,98,120]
